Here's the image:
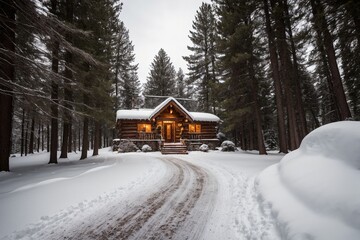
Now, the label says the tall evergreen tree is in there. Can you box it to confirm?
[214,0,267,154]
[262,0,288,153]
[0,0,16,171]
[49,0,60,164]
[143,48,176,107]
[309,0,351,120]
[175,68,187,98]
[113,21,139,110]
[330,0,360,120]
[119,70,141,109]
[60,0,75,159]
[184,3,218,113]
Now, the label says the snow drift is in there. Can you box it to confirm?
[257,121,360,240]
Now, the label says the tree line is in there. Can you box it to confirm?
[1,0,359,171]
[178,0,358,155]
[141,0,358,155]
[0,0,141,171]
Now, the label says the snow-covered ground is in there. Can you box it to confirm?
[258,121,360,240]
[0,148,281,239]
[0,121,359,240]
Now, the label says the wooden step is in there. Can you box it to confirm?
[161,143,188,154]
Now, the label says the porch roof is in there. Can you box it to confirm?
[116,97,220,122]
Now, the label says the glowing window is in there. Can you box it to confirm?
[189,124,201,133]
[137,123,151,133]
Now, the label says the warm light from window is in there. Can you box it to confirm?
[189,124,201,133]
[137,124,151,133]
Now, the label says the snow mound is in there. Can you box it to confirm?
[141,144,152,152]
[199,144,209,152]
[257,121,360,240]
[221,140,236,152]
[300,121,360,168]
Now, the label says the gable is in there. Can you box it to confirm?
[116,97,220,123]
[149,97,194,121]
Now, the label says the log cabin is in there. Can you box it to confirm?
[115,97,221,152]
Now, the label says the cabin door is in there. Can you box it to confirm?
[164,122,174,142]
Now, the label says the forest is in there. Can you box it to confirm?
[1,0,359,171]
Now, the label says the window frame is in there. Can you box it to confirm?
[137,123,152,133]
[189,123,201,133]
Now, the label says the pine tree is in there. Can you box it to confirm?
[143,48,176,107]
[113,21,139,110]
[0,0,16,171]
[60,0,75,159]
[309,0,351,120]
[119,70,141,109]
[214,0,267,154]
[331,0,360,120]
[184,3,218,113]
[175,68,186,98]
[262,0,288,153]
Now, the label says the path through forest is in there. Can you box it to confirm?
[2,152,281,240]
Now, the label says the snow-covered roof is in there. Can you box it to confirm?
[116,97,220,122]
[190,112,220,122]
[116,109,153,120]
[149,97,194,121]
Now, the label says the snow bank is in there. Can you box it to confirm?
[257,121,360,239]
[0,149,165,238]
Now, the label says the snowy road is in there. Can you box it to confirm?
[34,157,217,239]
[1,150,282,239]
[60,157,217,239]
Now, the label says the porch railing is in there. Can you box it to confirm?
[137,132,158,140]
[187,133,201,139]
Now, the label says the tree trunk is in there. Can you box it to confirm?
[47,124,50,152]
[263,0,288,153]
[41,123,44,151]
[283,0,308,140]
[68,123,72,153]
[317,33,340,122]
[29,116,35,154]
[90,127,94,150]
[240,124,246,150]
[37,120,40,152]
[247,19,267,154]
[93,121,100,156]
[49,0,59,164]
[80,117,89,160]
[78,122,81,152]
[21,109,25,156]
[60,0,74,158]
[60,123,69,158]
[272,0,299,150]
[0,0,16,171]
[103,128,106,148]
[25,119,29,156]
[310,0,351,120]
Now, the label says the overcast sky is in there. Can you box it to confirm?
[120,0,211,86]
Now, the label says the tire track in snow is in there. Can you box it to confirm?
[60,157,217,240]
[234,174,280,240]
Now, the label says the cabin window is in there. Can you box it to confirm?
[189,124,201,133]
[137,123,151,133]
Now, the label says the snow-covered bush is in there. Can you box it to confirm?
[216,132,227,144]
[199,144,209,152]
[221,140,236,152]
[264,129,277,150]
[141,144,152,152]
[117,140,139,153]
[112,139,121,151]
